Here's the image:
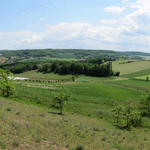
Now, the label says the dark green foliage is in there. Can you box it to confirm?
[82,57,115,64]
[112,105,123,124]
[113,71,120,76]
[129,111,142,127]
[72,75,76,82]
[6,107,12,111]
[113,104,142,128]
[75,145,84,150]
[0,57,119,77]
[0,69,15,97]
[1,59,118,77]
[1,62,38,74]
[140,93,150,116]
[38,61,115,77]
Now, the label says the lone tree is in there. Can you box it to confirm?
[0,69,15,97]
[146,76,149,81]
[53,92,70,115]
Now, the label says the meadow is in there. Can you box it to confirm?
[14,70,72,80]
[113,60,150,76]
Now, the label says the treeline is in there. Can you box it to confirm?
[82,57,115,64]
[38,61,119,77]
[1,59,120,77]
[0,62,38,74]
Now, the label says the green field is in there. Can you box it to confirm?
[113,60,150,76]
[15,71,72,80]
[135,74,150,80]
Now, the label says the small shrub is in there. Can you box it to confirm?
[6,107,11,111]
[101,137,107,142]
[92,128,100,132]
[12,141,19,148]
[80,134,85,138]
[11,122,19,130]
[39,113,45,117]
[75,145,84,150]
[16,112,21,115]
[35,137,41,143]
[146,76,149,81]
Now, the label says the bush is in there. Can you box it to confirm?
[113,71,120,76]
[113,104,143,128]
[130,112,142,127]
[75,145,84,150]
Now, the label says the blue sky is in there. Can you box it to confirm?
[0,0,150,52]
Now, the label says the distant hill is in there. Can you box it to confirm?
[123,51,150,57]
[0,49,149,60]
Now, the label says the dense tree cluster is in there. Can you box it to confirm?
[1,62,38,74]
[81,57,115,64]
[38,61,119,77]
[1,59,120,77]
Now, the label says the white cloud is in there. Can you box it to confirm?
[40,18,48,21]
[104,6,125,14]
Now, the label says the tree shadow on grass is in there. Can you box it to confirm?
[48,111,64,115]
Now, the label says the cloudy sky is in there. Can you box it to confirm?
[0,0,150,52]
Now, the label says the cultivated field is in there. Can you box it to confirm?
[113,60,150,76]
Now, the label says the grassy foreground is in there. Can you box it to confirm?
[0,97,150,150]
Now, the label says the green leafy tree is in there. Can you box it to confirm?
[112,105,123,124]
[113,104,142,129]
[53,92,70,115]
[0,69,15,97]
[130,111,142,127]
[124,105,132,128]
[141,93,150,116]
